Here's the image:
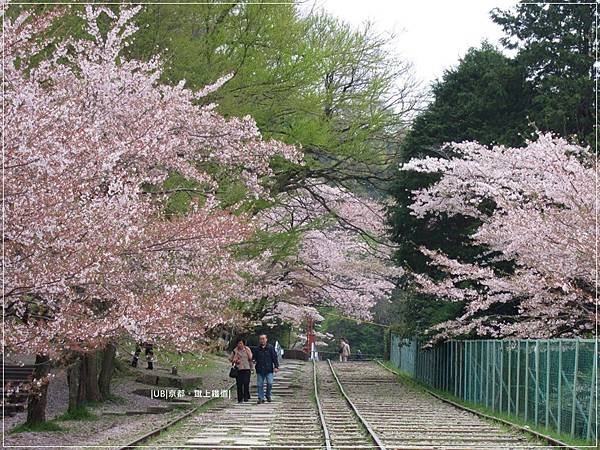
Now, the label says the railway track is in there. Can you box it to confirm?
[313,359,379,449]
[119,360,562,449]
[142,359,323,448]
[327,361,547,450]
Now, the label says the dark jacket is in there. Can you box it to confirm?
[252,343,279,375]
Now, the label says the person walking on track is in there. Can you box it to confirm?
[230,338,253,403]
[339,338,351,362]
[252,334,279,404]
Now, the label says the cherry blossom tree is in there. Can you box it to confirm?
[2,3,300,421]
[400,133,596,339]
[258,180,403,322]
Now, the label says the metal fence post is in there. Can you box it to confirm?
[441,345,444,390]
[414,341,418,379]
[508,341,512,415]
[586,339,597,441]
[545,339,551,428]
[571,339,579,438]
[420,342,424,382]
[535,340,540,426]
[430,348,434,387]
[557,340,562,432]
[456,342,463,398]
[525,340,529,422]
[486,340,490,408]
[492,341,497,411]
[499,341,504,413]
[471,341,475,403]
[440,344,443,391]
[432,346,436,388]
[453,341,457,397]
[416,343,420,381]
[427,348,431,386]
[433,346,437,388]
[446,342,450,392]
[480,342,484,404]
[464,341,468,402]
[469,341,473,402]
[447,342,451,393]
[516,340,521,418]
[437,345,441,389]
[447,343,450,393]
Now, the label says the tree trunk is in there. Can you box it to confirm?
[77,353,88,405]
[81,351,101,403]
[98,342,116,401]
[25,354,50,425]
[66,357,81,411]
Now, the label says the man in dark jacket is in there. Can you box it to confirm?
[252,334,279,403]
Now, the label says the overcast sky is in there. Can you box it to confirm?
[311,0,519,88]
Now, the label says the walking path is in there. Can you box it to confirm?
[148,360,552,449]
[151,359,323,448]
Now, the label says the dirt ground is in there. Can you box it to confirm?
[3,353,232,450]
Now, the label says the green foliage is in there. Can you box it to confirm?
[387,2,597,335]
[57,405,97,421]
[317,307,385,356]
[375,288,463,339]
[404,43,531,152]
[239,321,293,349]
[159,172,204,217]
[234,228,302,262]
[383,328,390,360]
[20,2,417,336]
[156,351,220,377]
[390,43,530,271]
[127,2,414,196]
[10,421,65,433]
[491,1,597,147]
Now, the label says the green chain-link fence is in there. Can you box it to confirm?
[389,335,598,442]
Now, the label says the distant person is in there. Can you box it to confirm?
[339,338,350,362]
[252,334,279,403]
[356,349,362,360]
[230,338,253,403]
[131,342,154,370]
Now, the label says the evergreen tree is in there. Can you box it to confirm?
[491,1,597,147]
[387,44,531,337]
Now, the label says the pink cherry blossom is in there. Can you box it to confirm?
[400,133,596,339]
[258,181,403,321]
[3,4,300,356]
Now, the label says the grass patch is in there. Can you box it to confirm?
[379,361,593,449]
[56,404,98,421]
[170,402,191,410]
[308,388,317,405]
[157,351,221,377]
[9,421,65,433]
[117,337,230,377]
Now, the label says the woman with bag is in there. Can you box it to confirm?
[230,338,253,403]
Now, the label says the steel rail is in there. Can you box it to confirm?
[312,359,333,450]
[376,360,579,450]
[116,381,236,450]
[326,359,388,450]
